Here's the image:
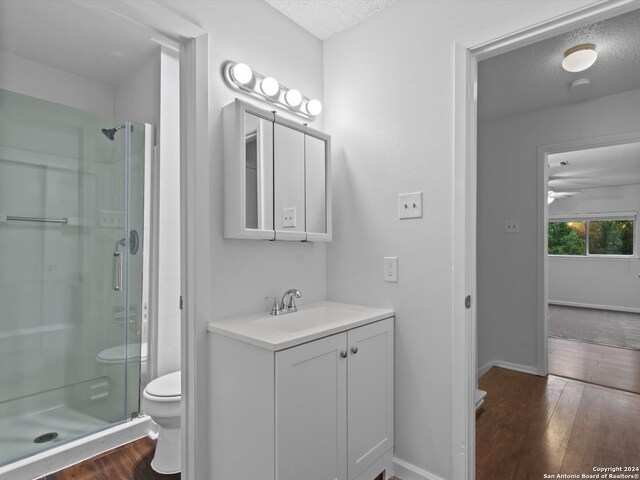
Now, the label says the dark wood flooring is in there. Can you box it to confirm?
[36,436,179,480]
[549,336,640,394]
[477,366,640,480]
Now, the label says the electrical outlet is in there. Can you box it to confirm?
[505,220,520,233]
[398,192,423,219]
[283,207,296,228]
[384,257,398,282]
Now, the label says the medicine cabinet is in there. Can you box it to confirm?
[223,99,331,241]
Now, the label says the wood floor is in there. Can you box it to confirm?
[35,436,179,480]
[477,367,640,480]
[549,337,640,394]
[35,437,394,480]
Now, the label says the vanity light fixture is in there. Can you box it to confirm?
[222,61,322,120]
[285,89,302,107]
[562,44,597,73]
[231,63,253,85]
[305,99,323,116]
[260,77,280,97]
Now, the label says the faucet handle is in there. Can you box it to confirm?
[265,297,281,316]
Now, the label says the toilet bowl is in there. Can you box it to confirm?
[95,343,148,421]
[141,371,181,474]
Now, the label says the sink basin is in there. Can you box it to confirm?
[251,305,363,333]
[208,301,394,351]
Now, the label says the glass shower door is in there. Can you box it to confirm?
[0,88,145,466]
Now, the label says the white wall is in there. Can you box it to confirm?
[548,183,640,311]
[323,1,595,478]
[155,46,182,376]
[478,88,640,373]
[114,48,161,127]
[0,51,115,117]
[160,1,325,477]
[165,0,326,320]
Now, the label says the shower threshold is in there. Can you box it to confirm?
[0,409,151,480]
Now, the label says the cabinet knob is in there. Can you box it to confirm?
[340,351,348,358]
[351,346,358,354]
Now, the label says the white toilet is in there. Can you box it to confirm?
[95,343,148,421]
[141,371,182,474]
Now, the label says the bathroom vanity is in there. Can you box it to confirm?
[208,302,394,480]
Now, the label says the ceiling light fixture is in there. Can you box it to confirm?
[562,44,597,73]
[222,61,322,119]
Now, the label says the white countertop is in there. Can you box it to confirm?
[207,301,394,351]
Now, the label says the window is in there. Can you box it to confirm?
[548,215,635,257]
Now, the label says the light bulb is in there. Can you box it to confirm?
[260,77,279,97]
[285,89,302,107]
[231,63,253,85]
[305,99,322,116]
[562,44,597,73]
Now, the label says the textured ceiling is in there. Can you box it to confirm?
[0,0,159,87]
[549,142,640,191]
[265,0,398,40]
[479,8,640,123]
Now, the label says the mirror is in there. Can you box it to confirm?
[244,112,273,230]
[305,134,327,235]
[274,122,305,238]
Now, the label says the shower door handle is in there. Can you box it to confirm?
[113,238,125,292]
[113,250,123,291]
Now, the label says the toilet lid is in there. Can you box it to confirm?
[96,343,148,364]
[145,371,181,398]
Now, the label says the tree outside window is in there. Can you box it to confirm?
[548,218,634,256]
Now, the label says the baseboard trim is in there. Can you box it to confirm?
[549,300,640,314]
[478,360,539,378]
[0,416,153,480]
[392,457,446,480]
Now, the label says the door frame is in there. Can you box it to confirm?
[538,130,640,375]
[452,1,640,478]
[95,2,209,479]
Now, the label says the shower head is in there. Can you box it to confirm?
[101,124,126,141]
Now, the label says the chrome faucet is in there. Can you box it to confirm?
[267,289,302,315]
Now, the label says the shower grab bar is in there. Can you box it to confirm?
[4,215,68,224]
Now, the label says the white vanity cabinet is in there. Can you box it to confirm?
[209,314,394,480]
[223,98,331,241]
[276,318,394,480]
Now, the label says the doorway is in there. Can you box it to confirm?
[541,135,640,394]
[453,1,640,479]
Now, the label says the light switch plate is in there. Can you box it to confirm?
[398,192,423,219]
[505,219,520,233]
[283,208,296,228]
[384,257,398,282]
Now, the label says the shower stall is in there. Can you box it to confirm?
[0,88,148,466]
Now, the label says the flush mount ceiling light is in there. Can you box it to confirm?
[562,44,597,73]
[222,61,322,119]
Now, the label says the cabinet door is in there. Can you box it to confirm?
[274,122,306,240]
[347,318,394,480]
[305,133,330,241]
[276,333,347,480]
